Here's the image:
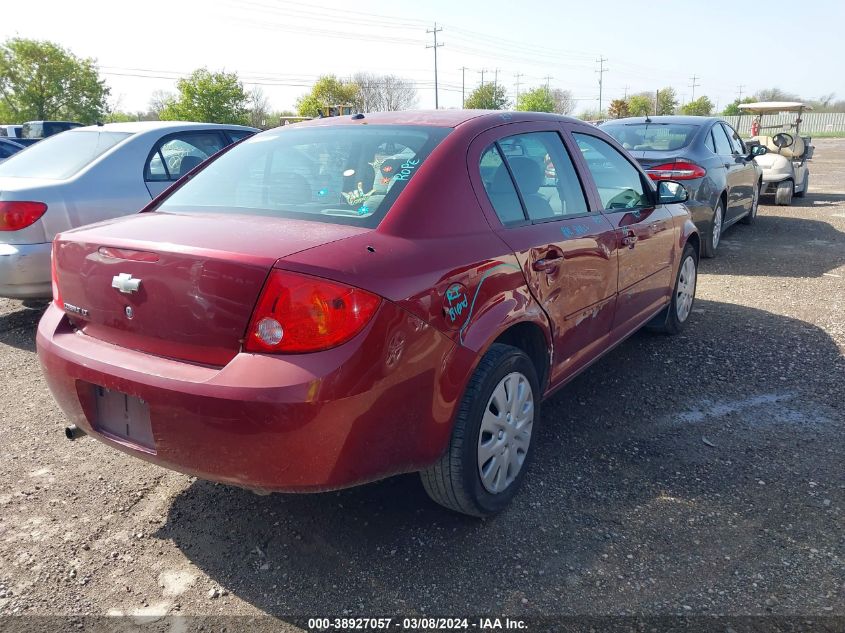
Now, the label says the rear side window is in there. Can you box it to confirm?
[0,131,131,179]
[157,125,450,228]
[479,144,525,225]
[602,123,699,151]
[573,133,650,210]
[711,124,734,155]
[145,132,226,182]
[722,123,745,154]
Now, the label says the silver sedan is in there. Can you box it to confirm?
[0,121,257,299]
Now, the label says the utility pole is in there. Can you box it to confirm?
[689,74,700,101]
[623,85,630,99]
[460,66,468,108]
[479,68,487,87]
[596,56,608,114]
[426,23,444,109]
[515,72,524,103]
[544,75,553,90]
[655,89,659,115]
[736,84,745,100]
[493,68,500,90]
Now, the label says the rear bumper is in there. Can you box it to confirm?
[0,242,51,299]
[36,302,471,492]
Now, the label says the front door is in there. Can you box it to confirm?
[474,128,618,386]
[569,131,677,337]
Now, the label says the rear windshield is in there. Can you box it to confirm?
[0,131,131,179]
[602,123,699,151]
[157,125,451,228]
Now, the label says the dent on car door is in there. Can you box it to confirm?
[143,131,227,198]
[570,131,676,339]
[474,128,618,387]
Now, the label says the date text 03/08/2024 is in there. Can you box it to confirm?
[306,617,527,630]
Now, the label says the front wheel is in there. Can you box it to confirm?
[701,200,724,258]
[775,180,793,205]
[421,344,540,517]
[795,173,809,198]
[648,242,698,335]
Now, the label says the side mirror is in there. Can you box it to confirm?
[657,180,689,204]
[750,145,768,158]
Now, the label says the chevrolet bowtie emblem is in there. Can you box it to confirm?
[112,273,141,294]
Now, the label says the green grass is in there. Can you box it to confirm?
[803,130,845,138]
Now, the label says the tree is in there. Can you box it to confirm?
[577,108,604,122]
[248,86,271,128]
[656,87,678,115]
[148,90,172,117]
[465,83,509,110]
[353,73,417,112]
[550,88,575,115]
[628,94,653,116]
[608,99,629,119]
[722,97,755,116]
[159,69,249,124]
[0,38,109,123]
[754,87,799,103]
[680,95,714,116]
[516,86,555,113]
[296,75,359,117]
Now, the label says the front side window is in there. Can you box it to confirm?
[157,125,451,228]
[602,123,699,151]
[573,133,650,210]
[0,131,131,179]
[722,123,745,154]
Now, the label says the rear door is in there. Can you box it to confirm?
[143,130,228,198]
[471,125,618,385]
[569,130,676,339]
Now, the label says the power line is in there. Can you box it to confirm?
[426,23,444,109]
[596,56,608,114]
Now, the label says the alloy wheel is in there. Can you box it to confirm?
[675,256,697,322]
[712,204,723,249]
[477,372,534,494]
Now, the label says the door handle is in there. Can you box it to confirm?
[620,229,638,248]
[724,162,732,168]
[532,251,563,273]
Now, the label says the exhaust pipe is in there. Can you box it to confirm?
[65,424,86,440]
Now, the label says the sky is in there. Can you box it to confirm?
[3,0,844,115]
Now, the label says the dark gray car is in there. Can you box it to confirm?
[601,116,763,257]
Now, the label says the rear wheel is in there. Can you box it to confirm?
[795,173,808,198]
[421,344,539,517]
[775,180,793,205]
[647,242,698,335]
[701,199,724,258]
[741,181,761,225]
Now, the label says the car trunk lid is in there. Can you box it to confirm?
[53,212,369,366]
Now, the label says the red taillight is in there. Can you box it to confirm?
[51,243,63,309]
[0,201,48,231]
[245,270,381,354]
[645,161,706,181]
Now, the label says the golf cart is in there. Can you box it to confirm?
[739,102,814,205]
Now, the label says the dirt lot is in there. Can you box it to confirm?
[1,141,843,626]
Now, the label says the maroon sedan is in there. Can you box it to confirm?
[37,111,699,517]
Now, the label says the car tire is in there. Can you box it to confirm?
[741,181,761,225]
[701,199,724,258]
[420,343,540,517]
[647,242,698,335]
[795,173,808,198]
[775,180,793,205]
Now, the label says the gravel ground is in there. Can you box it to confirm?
[0,141,843,625]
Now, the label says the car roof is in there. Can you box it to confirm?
[287,109,583,129]
[602,115,720,126]
[72,121,260,134]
